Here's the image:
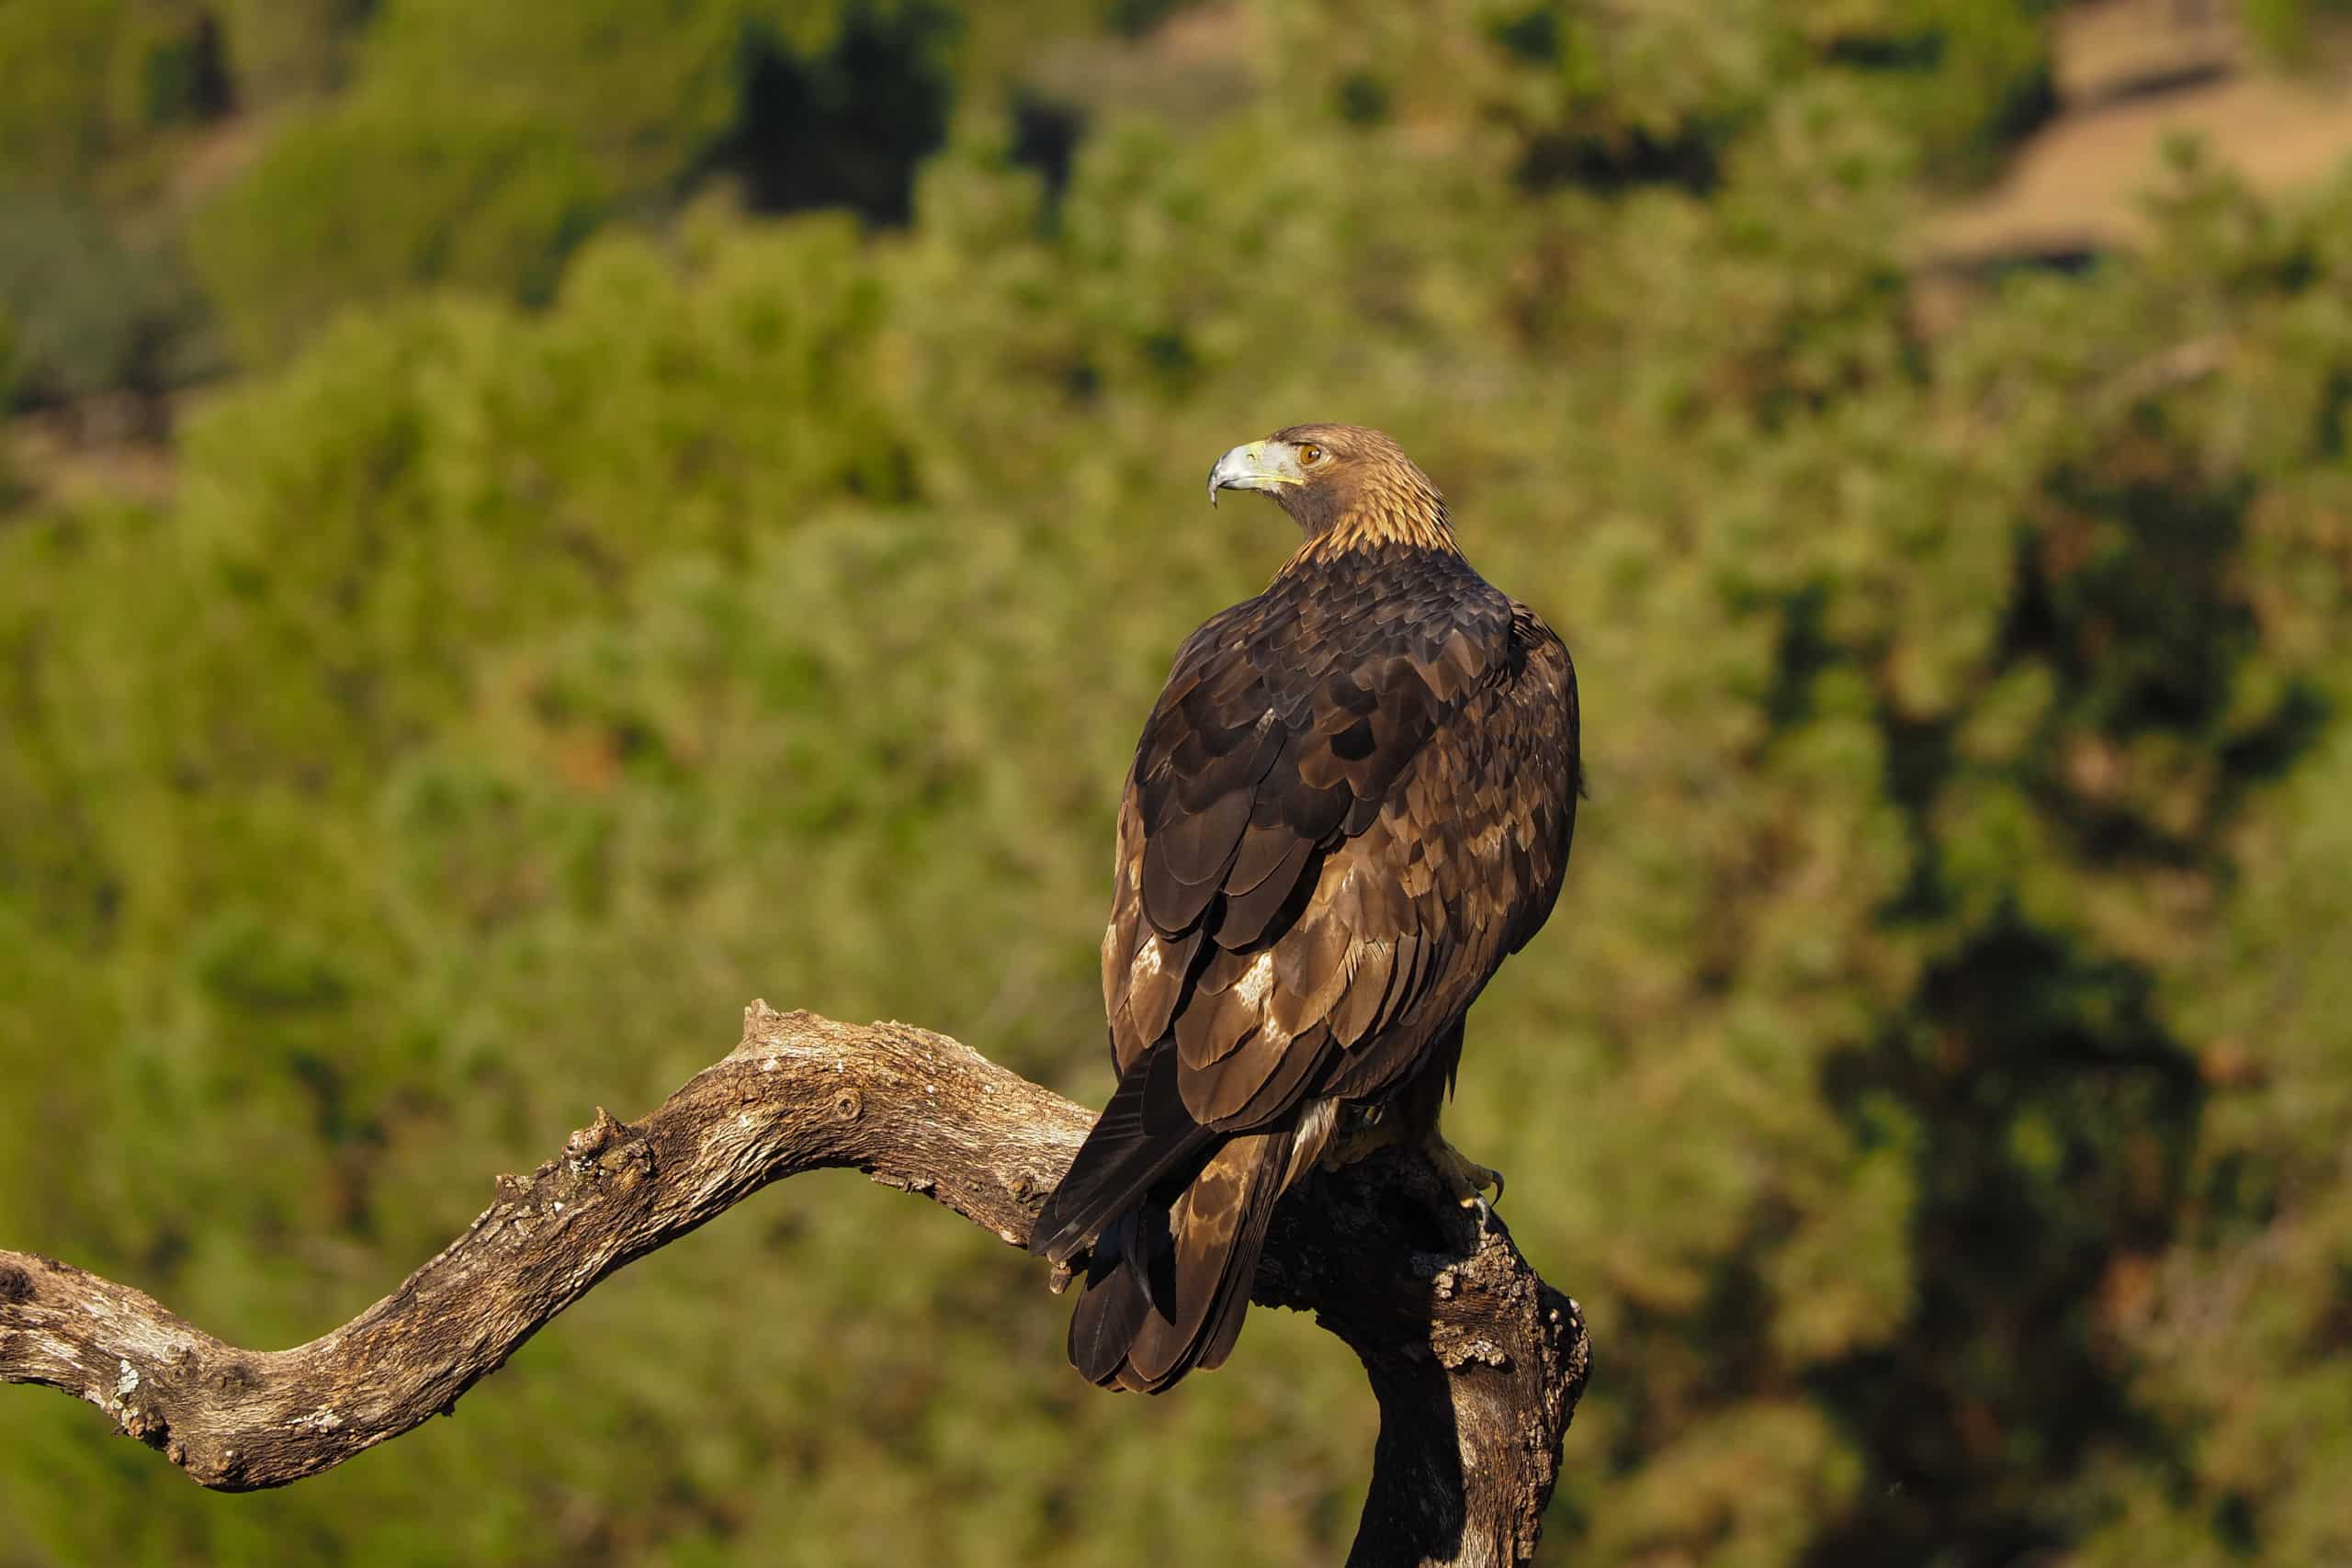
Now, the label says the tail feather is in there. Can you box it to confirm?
[1032,1046,1210,1265]
[1061,1099,1338,1393]
[1042,1024,1348,1394]
[1116,1129,1290,1390]
[1067,1213,1157,1383]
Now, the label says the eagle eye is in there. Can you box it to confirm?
[1299,444,1327,466]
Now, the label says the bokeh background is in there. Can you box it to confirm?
[4,1,2351,1563]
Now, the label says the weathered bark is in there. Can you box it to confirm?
[0,1002,1588,1566]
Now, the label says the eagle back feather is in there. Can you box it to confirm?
[1102,541,1578,1129]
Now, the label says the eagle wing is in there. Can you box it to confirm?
[1100,581,1578,1129]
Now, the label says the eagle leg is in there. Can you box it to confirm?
[1320,1107,1504,1210]
[1324,1025,1502,1207]
[1320,1100,1408,1168]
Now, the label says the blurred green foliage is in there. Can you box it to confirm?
[5,3,2352,1567]
[0,191,210,407]
[188,110,611,364]
[2243,0,2352,62]
[0,306,15,505]
[188,0,960,366]
[0,0,226,186]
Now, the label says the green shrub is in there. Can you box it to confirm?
[211,0,371,106]
[0,190,208,405]
[1248,0,2060,197]
[0,0,226,184]
[354,0,964,211]
[2242,0,2352,63]
[0,0,141,180]
[1826,0,2057,183]
[189,107,608,364]
[354,0,754,195]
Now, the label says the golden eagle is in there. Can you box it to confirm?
[1031,423,1580,1393]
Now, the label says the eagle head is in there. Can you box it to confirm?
[1206,423,1453,553]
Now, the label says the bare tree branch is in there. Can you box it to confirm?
[1,1002,1588,1567]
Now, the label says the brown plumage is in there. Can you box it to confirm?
[1031,423,1580,1393]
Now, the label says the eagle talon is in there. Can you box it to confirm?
[1425,1137,1504,1212]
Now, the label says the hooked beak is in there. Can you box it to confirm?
[1207,440,1306,507]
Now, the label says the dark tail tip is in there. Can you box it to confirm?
[1057,1129,1292,1394]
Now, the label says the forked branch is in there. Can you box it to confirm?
[0,1003,1588,1567]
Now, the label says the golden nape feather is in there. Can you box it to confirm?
[1032,423,1580,1393]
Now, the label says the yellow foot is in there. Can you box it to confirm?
[1426,1136,1504,1211]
